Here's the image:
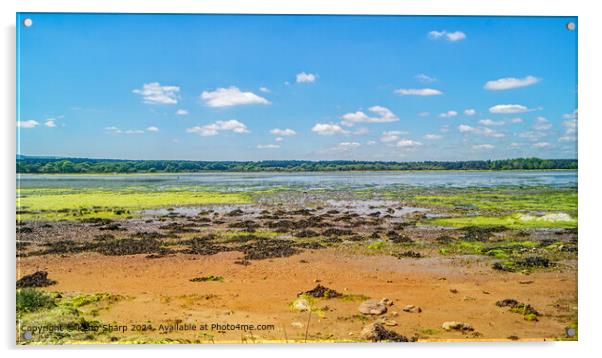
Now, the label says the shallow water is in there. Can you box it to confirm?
[17,171,577,191]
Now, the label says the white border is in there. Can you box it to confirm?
[2,1,601,358]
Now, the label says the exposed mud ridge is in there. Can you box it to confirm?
[95,238,171,256]
[16,271,57,288]
[299,284,342,298]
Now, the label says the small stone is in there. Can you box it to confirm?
[450,289,458,294]
[442,321,474,332]
[359,299,388,315]
[402,304,421,313]
[381,298,393,306]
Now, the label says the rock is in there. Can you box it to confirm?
[359,300,388,315]
[292,298,310,312]
[360,322,412,342]
[402,305,421,313]
[291,321,303,328]
[380,319,398,326]
[381,298,394,306]
[442,321,474,332]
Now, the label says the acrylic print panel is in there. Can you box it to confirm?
[16,13,577,344]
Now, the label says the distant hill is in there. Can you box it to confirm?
[15,156,578,173]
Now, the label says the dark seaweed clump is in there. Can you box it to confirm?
[17,271,57,288]
[240,239,300,260]
[299,284,342,298]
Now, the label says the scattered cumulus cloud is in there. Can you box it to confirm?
[439,110,458,118]
[424,134,443,140]
[257,144,280,149]
[296,72,317,83]
[187,119,250,136]
[146,126,159,132]
[396,139,423,148]
[340,106,399,125]
[44,119,56,128]
[395,88,443,96]
[428,30,466,42]
[484,75,540,91]
[133,82,180,105]
[532,116,552,131]
[201,86,270,108]
[479,119,505,126]
[17,120,39,128]
[275,137,284,142]
[176,109,188,116]
[270,128,297,136]
[472,144,494,150]
[464,109,476,116]
[380,130,408,143]
[366,140,376,146]
[259,86,270,93]
[415,73,437,83]
[312,123,347,136]
[124,129,145,135]
[532,142,551,148]
[489,104,532,114]
[458,124,504,138]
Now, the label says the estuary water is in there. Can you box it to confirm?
[17,171,577,192]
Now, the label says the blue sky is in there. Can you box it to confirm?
[17,14,577,161]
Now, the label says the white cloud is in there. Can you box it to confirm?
[337,142,361,149]
[270,128,297,136]
[439,110,458,118]
[259,86,270,93]
[440,125,450,132]
[509,117,524,123]
[472,144,494,150]
[464,109,476,116]
[366,140,377,146]
[481,127,505,138]
[479,119,505,126]
[380,130,408,143]
[395,88,443,96]
[146,126,159,132]
[125,129,145,135]
[44,119,56,128]
[17,120,39,128]
[275,137,284,142]
[533,116,552,130]
[296,72,317,83]
[340,106,398,125]
[458,124,476,133]
[201,86,270,107]
[489,104,531,114]
[176,109,188,116]
[424,134,443,140]
[105,126,121,134]
[257,144,280,149]
[484,75,540,91]
[458,124,504,137]
[559,116,577,141]
[353,127,370,135]
[415,73,437,83]
[133,82,180,104]
[532,142,551,148]
[563,109,578,120]
[428,30,466,42]
[187,119,250,136]
[312,123,347,135]
[518,131,546,141]
[396,139,423,148]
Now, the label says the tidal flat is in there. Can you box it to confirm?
[16,171,578,344]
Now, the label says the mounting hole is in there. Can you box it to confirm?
[23,18,33,27]
[566,22,575,31]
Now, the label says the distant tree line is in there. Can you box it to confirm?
[15,157,578,174]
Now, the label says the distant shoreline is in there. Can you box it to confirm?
[16,157,578,174]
